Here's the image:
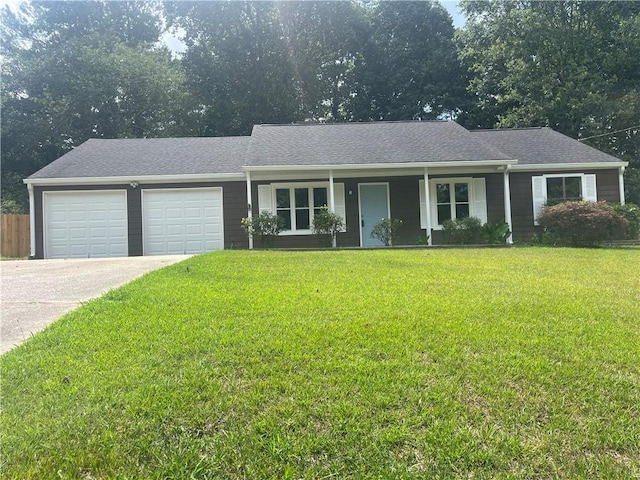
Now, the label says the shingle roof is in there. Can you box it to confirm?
[245,121,512,167]
[28,136,249,179]
[28,122,624,181]
[470,127,622,165]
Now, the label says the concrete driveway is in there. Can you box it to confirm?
[0,255,191,355]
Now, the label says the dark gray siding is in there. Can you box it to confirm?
[33,181,248,258]
[127,188,143,256]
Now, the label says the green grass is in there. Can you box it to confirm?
[1,248,639,479]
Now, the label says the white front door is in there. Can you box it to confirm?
[142,188,224,255]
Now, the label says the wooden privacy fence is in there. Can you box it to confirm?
[1,214,30,258]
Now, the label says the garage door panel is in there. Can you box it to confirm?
[185,207,202,218]
[203,207,219,217]
[166,225,183,235]
[186,224,202,235]
[166,208,182,219]
[143,188,224,255]
[44,191,128,259]
[70,227,88,239]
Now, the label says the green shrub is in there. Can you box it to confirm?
[0,198,25,214]
[537,201,628,247]
[441,216,483,245]
[610,203,640,240]
[241,211,285,248]
[415,235,430,245]
[371,218,403,246]
[481,221,511,244]
[311,208,345,247]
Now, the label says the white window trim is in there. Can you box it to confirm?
[424,177,485,230]
[262,182,345,236]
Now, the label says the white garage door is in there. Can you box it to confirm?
[143,188,224,255]
[44,191,128,259]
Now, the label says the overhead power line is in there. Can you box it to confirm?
[579,125,640,142]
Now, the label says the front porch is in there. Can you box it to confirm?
[246,168,513,249]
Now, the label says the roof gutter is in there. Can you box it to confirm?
[510,161,628,172]
[242,159,518,172]
[23,172,245,186]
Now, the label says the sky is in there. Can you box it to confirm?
[1,0,466,52]
[441,0,466,28]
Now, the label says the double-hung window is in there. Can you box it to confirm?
[259,182,346,235]
[419,177,487,229]
[275,186,328,231]
[435,182,471,224]
[545,176,582,205]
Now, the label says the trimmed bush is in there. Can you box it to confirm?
[610,203,640,240]
[371,218,403,246]
[311,208,345,247]
[442,216,483,245]
[537,201,628,246]
[241,211,285,248]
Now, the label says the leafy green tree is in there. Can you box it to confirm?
[275,1,369,121]
[166,1,302,136]
[350,1,465,121]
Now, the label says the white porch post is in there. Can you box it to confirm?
[246,170,253,250]
[27,182,36,258]
[504,165,513,244]
[328,169,336,248]
[619,166,626,205]
[424,168,432,246]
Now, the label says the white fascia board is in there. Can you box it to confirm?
[242,159,517,173]
[247,166,512,182]
[23,173,245,186]
[510,162,628,172]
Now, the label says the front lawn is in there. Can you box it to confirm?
[1,248,638,479]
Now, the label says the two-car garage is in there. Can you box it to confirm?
[42,188,224,259]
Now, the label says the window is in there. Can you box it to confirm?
[259,182,346,235]
[274,185,329,232]
[546,176,582,205]
[419,177,487,229]
[435,182,470,224]
[531,174,597,225]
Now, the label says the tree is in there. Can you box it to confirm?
[350,1,465,121]
[458,0,640,202]
[166,1,303,136]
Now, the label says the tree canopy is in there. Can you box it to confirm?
[1,0,638,210]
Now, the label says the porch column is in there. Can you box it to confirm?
[246,170,253,250]
[503,165,513,244]
[619,166,626,205]
[328,169,336,248]
[424,168,432,246]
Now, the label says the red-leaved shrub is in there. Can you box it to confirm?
[537,201,628,247]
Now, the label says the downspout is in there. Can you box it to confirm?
[619,166,626,205]
[27,182,36,258]
[503,164,513,244]
[424,168,432,246]
[246,170,253,250]
[328,169,336,248]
